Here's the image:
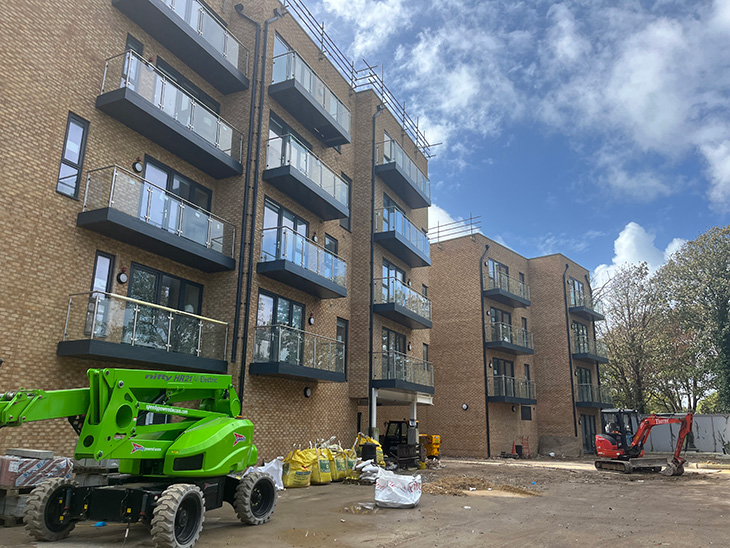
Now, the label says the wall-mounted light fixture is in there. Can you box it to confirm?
[303,387,312,398]
[407,342,412,351]
[308,314,314,326]
[132,157,143,173]
[116,267,128,285]
[462,403,468,411]
[488,361,493,368]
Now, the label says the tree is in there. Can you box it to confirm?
[596,263,661,413]
[656,226,730,412]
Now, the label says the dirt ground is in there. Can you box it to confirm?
[3,456,729,547]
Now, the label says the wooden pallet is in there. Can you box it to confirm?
[0,486,33,498]
[0,515,23,527]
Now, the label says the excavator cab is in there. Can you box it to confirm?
[598,409,639,454]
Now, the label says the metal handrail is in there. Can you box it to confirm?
[570,291,604,314]
[489,375,537,399]
[489,321,534,349]
[101,50,244,160]
[66,291,227,325]
[271,50,351,127]
[372,350,434,387]
[259,226,347,263]
[374,207,430,256]
[375,139,430,198]
[373,277,432,319]
[577,383,613,404]
[162,0,250,75]
[252,323,345,372]
[264,135,349,207]
[573,336,608,357]
[485,271,531,300]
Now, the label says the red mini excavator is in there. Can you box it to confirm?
[594,409,693,476]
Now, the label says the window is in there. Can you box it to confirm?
[493,357,514,377]
[524,363,531,381]
[569,277,586,307]
[382,327,406,355]
[122,35,144,91]
[382,193,405,233]
[128,264,202,313]
[381,259,406,302]
[383,131,393,161]
[573,321,589,352]
[339,172,352,231]
[422,284,428,297]
[56,113,89,198]
[491,306,512,342]
[422,343,429,363]
[261,197,309,261]
[519,272,525,284]
[85,251,115,337]
[521,317,528,331]
[488,258,509,279]
[337,317,348,374]
[254,291,305,365]
[493,357,514,397]
[324,234,338,255]
[577,366,591,385]
[156,57,220,114]
[91,251,115,293]
[521,406,532,421]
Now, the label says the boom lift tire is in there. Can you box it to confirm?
[234,471,277,525]
[25,478,78,541]
[151,484,205,548]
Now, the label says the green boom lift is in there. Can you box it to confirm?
[0,367,277,548]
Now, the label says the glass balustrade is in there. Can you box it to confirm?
[577,383,613,405]
[271,50,350,131]
[373,277,432,321]
[372,351,434,388]
[259,227,347,288]
[82,165,235,257]
[375,138,430,200]
[62,291,228,360]
[252,324,344,372]
[101,50,243,162]
[488,376,537,400]
[573,337,608,359]
[374,207,430,258]
[489,321,534,350]
[570,290,605,316]
[265,135,349,208]
[161,0,249,75]
[485,271,531,301]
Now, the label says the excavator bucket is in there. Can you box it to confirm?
[661,460,685,476]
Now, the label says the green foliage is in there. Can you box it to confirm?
[697,392,721,414]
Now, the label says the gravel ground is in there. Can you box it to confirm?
[2,456,728,547]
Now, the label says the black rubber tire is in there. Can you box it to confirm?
[24,478,78,542]
[234,471,277,525]
[150,484,205,548]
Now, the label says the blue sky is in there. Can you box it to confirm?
[305,0,730,283]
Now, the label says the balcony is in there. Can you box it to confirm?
[112,0,249,94]
[257,227,347,299]
[374,208,431,268]
[569,292,605,321]
[573,337,609,364]
[487,376,537,404]
[78,166,235,272]
[483,272,531,308]
[484,322,534,355]
[576,383,613,408]
[262,135,349,220]
[372,352,434,395]
[373,277,432,330]
[269,50,350,146]
[250,324,345,382]
[57,292,228,373]
[96,51,243,179]
[374,139,430,209]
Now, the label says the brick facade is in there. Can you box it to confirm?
[422,235,603,457]
[0,0,430,460]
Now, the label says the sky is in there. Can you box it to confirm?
[304,0,730,285]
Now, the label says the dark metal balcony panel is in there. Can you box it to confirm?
[268,80,351,147]
[569,305,606,322]
[256,259,347,299]
[576,399,612,409]
[57,339,227,373]
[572,351,609,364]
[249,362,346,383]
[373,303,432,330]
[483,288,531,308]
[371,379,435,395]
[487,395,537,405]
[484,340,534,355]
[112,0,249,94]
[77,208,235,272]
[374,231,431,268]
[262,165,349,220]
[374,162,431,209]
[96,88,243,179]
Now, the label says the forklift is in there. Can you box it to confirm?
[380,420,440,468]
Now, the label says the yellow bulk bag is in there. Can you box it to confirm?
[310,447,332,485]
[282,449,312,488]
[330,452,347,482]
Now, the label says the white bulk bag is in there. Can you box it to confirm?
[374,469,422,508]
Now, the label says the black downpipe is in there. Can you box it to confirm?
[231,9,260,364]
[368,104,385,437]
[238,10,285,399]
[563,264,578,437]
[478,245,491,457]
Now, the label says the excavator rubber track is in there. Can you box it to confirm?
[595,458,665,474]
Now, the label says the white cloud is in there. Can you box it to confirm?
[427,204,484,243]
[592,222,687,287]
[701,140,730,211]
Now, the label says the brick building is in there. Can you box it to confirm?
[420,234,608,457]
[0,0,433,459]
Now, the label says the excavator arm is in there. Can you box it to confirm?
[628,413,693,476]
